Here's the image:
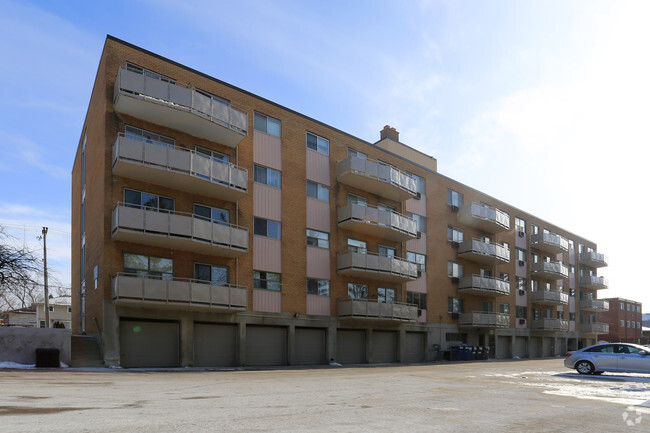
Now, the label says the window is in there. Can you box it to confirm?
[479,301,492,313]
[195,146,229,163]
[254,112,281,137]
[500,272,509,282]
[516,248,526,262]
[254,217,281,239]
[557,311,564,319]
[254,164,281,188]
[531,224,539,235]
[124,189,174,213]
[406,252,425,272]
[569,312,576,321]
[194,263,228,285]
[67,307,72,313]
[448,261,464,278]
[307,279,330,296]
[447,225,464,243]
[347,193,368,206]
[621,303,625,310]
[568,240,575,250]
[627,321,631,328]
[194,204,229,225]
[348,283,368,299]
[500,304,510,314]
[124,253,173,279]
[411,173,426,194]
[125,125,175,147]
[40,321,45,328]
[480,268,492,278]
[516,306,527,319]
[632,321,636,329]
[446,333,467,343]
[347,239,367,254]
[620,320,625,327]
[447,189,464,207]
[531,253,539,264]
[530,280,539,292]
[378,288,395,303]
[516,277,526,291]
[543,282,551,291]
[377,203,395,213]
[253,271,281,290]
[569,288,575,297]
[306,132,329,155]
[407,292,427,310]
[348,149,367,159]
[407,212,426,233]
[569,265,575,274]
[448,297,464,313]
[628,304,631,311]
[579,243,585,253]
[126,62,175,84]
[306,181,329,202]
[306,229,329,248]
[378,245,396,257]
[515,217,526,233]
[49,306,54,312]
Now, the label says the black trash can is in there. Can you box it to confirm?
[450,346,460,361]
[35,348,60,368]
[433,344,441,361]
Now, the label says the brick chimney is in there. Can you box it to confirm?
[380,125,399,142]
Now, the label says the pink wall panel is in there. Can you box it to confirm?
[253,289,282,313]
[406,236,426,254]
[306,246,330,279]
[253,236,282,272]
[406,272,427,293]
[253,132,282,170]
[405,195,426,215]
[417,309,427,323]
[306,294,331,316]
[306,198,330,232]
[306,149,330,185]
[254,184,282,220]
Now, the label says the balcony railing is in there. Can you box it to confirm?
[111,203,248,257]
[112,133,247,201]
[336,155,418,202]
[579,251,608,268]
[337,298,417,321]
[579,299,610,312]
[529,261,569,280]
[530,290,569,305]
[337,251,419,283]
[457,203,510,233]
[111,273,247,311]
[530,232,569,254]
[580,322,610,334]
[337,202,418,242]
[457,275,510,297]
[579,275,608,290]
[458,312,510,328]
[457,239,510,265]
[113,65,248,147]
[531,319,569,332]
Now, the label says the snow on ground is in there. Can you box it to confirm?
[0,361,68,369]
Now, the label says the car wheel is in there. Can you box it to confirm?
[576,360,595,375]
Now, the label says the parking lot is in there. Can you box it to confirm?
[1,359,649,432]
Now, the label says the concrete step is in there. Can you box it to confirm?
[71,335,104,367]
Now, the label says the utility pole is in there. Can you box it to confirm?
[42,227,50,329]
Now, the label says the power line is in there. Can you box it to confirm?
[0,222,70,238]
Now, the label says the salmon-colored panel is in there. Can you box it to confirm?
[569,321,576,332]
[306,149,330,186]
[253,236,282,272]
[254,132,282,171]
[306,246,331,279]
[306,198,330,233]
[306,294,331,316]
[406,236,426,255]
[406,195,426,215]
[254,184,282,221]
[253,289,282,313]
[406,272,427,293]
[417,309,427,323]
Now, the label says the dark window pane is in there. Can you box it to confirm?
[254,218,267,236]
[254,113,267,133]
[159,197,174,213]
[254,165,267,184]
[194,263,211,282]
[267,220,281,239]
[194,204,211,221]
[124,189,141,208]
[306,133,317,151]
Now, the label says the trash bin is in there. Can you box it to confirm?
[474,347,482,360]
[35,348,60,368]
[481,347,489,360]
[450,346,460,361]
[471,346,478,361]
[433,344,441,361]
[457,346,467,361]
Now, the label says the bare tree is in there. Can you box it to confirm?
[0,226,41,310]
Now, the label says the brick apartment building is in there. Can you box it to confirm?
[71,36,611,368]
[597,298,643,344]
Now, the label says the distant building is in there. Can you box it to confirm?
[1,307,37,327]
[598,298,643,343]
[34,297,72,329]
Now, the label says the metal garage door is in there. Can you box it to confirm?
[543,337,554,357]
[120,319,179,368]
[337,329,366,364]
[405,332,426,363]
[530,337,542,358]
[371,331,398,363]
[556,338,567,356]
[295,327,326,365]
[194,323,237,367]
[246,326,287,366]
[514,336,528,358]
[496,336,511,359]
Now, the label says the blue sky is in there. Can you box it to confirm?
[1,0,649,307]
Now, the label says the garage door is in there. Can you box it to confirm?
[556,338,567,356]
[496,336,511,359]
[120,319,179,368]
[542,337,554,357]
[194,323,237,367]
[530,337,542,358]
[295,327,326,365]
[246,326,287,366]
[514,336,528,358]
[371,331,398,363]
[337,329,366,364]
[404,332,426,363]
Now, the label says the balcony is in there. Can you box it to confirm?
[113,66,247,147]
[579,299,610,312]
[458,312,510,328]
[530,232,569,254]
[111,273,247,312]
[580,322,610,334]
[337,299,417,322]
[579,275,608,290]
[530,290,569,306]
[457,203,510,233]
[529,261,569,280]
[112,134,247,202]
[337,155,418,202]
[337,251,419,283]
[111,203,248,257]
[457,275,510,297]
[337,203,418,242]
[579,251,608,268]
[457,239,510,265]
[531,319,569,332]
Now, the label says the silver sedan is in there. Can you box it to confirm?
[564,343,650,375]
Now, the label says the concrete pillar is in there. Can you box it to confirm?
[398,327,407,363]
[366,328,372,363]
[102,301,120,367]
[327,324,337,363]
[287,324,296,365]
[179,316,193,367]
[238,322,246,366]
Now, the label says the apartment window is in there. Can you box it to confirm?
[406,252,426,272]
[531,224,539,235]
[124,189,174,212]
[568,240,575,250]
[378,245,396,257]
[500,304,510,314]
[480,301,492,313]
[254,112,281,137]
[348,283,368,299]
[254,164,281,188]
[347,239,367,254]
[543,282,551,291]
[194,263,228,285]
[638,321,641,329]
[411,173,426,194]
[621,303,625,310]
[628,304,631,311]
[448,261,464,278]
[306,229,329,248]
[530,280,539,292]
[447,225,464,243]
[348,193,368,206]
[377,203,395,213]
[348,149,367,159]
[448,297,464,313]
[378,288,395,303]
[407,292,427,310]
[579,243,585,253]
[569,288,575,297]
[516,306,527,319]
[569,312,576,321]
[638,306,642,313]
[407,212,426,233]
[49,306,54,312]
[40,321,45,328]
[515,217,526,233]
[195,146,229,163]
[516,248,526,263]
[124,253,173,279]
[126,62,175,83]
[557,311,564,320]
[621,320,625,327]
[446,333,467,343]
[516,277,526,291]
[569,265,575,274]
[194,204,229,224]
[306,181,329,202]
[627,321,631,328]
[447,189,464,207]
[500,272,509,282]
[125,125,175,147]
[480,268,492,278]
[253,271,281,291]
[531,253,539,264]
[306,132,329,155]
[307,278,330,296]
[632,321,636,329]
[254,217,281,239]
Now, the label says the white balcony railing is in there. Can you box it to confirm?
[337,202,418,241]
[458,238,510,264]
[579,299,610,311]
[458,203,510,232]
[530,232,569,253]
[458,312,510,328]
[337,298,417,321]
[530,290,569,305]
[337,251,419,282]
[337,155,418,201]
[579,251,608,268]
[529,261,569,279]
[580,322,610,334]
[531,319,569,332]
[457,275,510,296]
[579,275,608,290]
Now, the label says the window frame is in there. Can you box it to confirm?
[253,217,281,239]
[306,180,329,202]
[254,112,281,137]
[306,229,329,249]
[306,132,329,155]
[253,164,281,188]
[253,270,281,291]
